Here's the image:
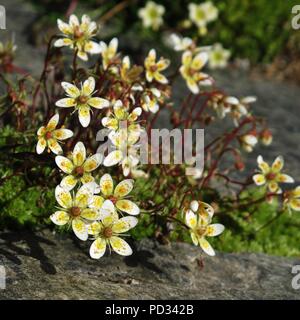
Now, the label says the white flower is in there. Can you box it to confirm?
[138,1,165,31]
[230,96,255,126]
[94,173,140,216]
[144,49,170,84]
[55,141,102,191]
[240,133,258,153]
[188,1,218,29]
[55,77,110,127]
[185,200,224,256]
[99,38,119,70]
[253,155,294,194]
[209,94,238,119]
[103,128,140,176]
[283,187,300,213]
[169,33,193,52]
[180,50,212,94]
[36,114,73,155]
[208,43,231,69]
[54,14,101,61]
[102,100,142,136]
[88,205,138,258]
[50,183,104,240]
[140,88,161,113]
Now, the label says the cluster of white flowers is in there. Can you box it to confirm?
[35,14,172,259]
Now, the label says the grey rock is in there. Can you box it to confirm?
[0,230,299,299]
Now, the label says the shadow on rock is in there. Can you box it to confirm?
[0,231,57,275]
[124,243,163,274]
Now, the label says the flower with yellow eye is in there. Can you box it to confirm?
[180,50,212,94]
[140,88,161,113]
[36,114,73,155]
[144,49,170,84]
[54,14,101,61]
[101,99,142,137]
[99,38,119,70]
[88,201,138,259]
[119,56,144,85]
[188,2,218,30]
[184,200,224,256]
[50,183,105,240]
[103,128,140,176]
[283,186,300,213]
[94,173,140,216]
[138,1,165,31]
[208,43,231,69]
[169,33,193,52]
[253,155,294,194]
[55,141,102,191]
[55,77,110,127]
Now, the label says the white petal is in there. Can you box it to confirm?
[103,150,123,166]
[112,216,138,233]
[78,106,91,127]
[83,154,102,172]
[99,173,114,196]
[116,200,140,215]
[199,238,215,256]
[110,236,132,256]
[36,138,46,154]
[90,238,106,259]
[72,219,88,241]
[114,179,134,197]
[60,175,77,191]
[55,98,76,108]
[206,224,225,237]
[88,97,110,109]
[190,200,199,212]
[55,156,74,174]
[100,199,117,219]
[185,209,197,229]
[55,185,72,208]
[50,210,70,226]
[84,41,102,54]
[82,77,95,96]
[73,141,86,166]
[61,82,80,98]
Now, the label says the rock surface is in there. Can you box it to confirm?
[0,230,300,299]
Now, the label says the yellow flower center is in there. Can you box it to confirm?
[70,206,81,217]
